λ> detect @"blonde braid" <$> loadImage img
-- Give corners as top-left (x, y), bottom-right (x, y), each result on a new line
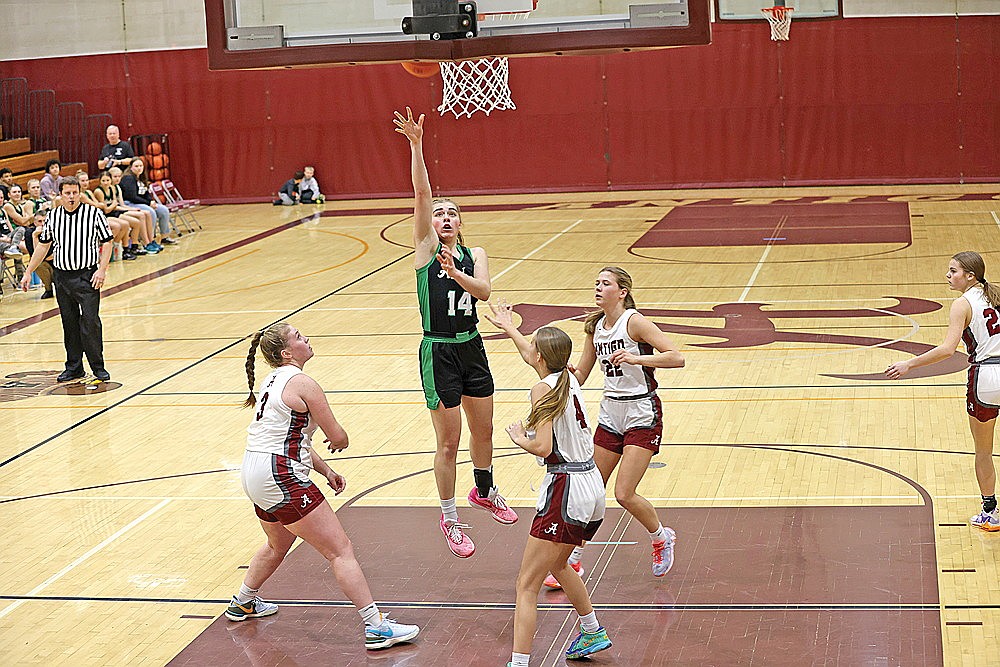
top-left (243, 330), bottom-right (265, 408)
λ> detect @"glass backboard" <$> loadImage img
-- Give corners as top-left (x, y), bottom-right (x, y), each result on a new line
top-left (207, 0), bottom-right (712, 70)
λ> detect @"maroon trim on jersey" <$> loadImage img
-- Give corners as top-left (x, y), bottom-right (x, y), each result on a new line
top-left (255, 454), bottom-right (325, 525)
top-left (545, 430), bottom-right (565, 465)
top-left (966, 365), bottom-right (1000, 423)
top-left (530, 473), bottom-right (603, 546)
top-left (638, 340), bottom-right (659, 393)
top-left (963, 327), bottom-right (978, 364)
top-left (283, 410), bottom-right (310, 460)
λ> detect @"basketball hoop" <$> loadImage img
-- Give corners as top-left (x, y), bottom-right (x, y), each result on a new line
top-left (438, 57), bottom-right (516, 118)
top-left (435, 1), bottom-right (536, 118)
top-left (762, 5), bottom-right (793, 41)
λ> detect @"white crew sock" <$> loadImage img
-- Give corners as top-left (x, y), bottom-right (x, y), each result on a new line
top-left (650, 524), bottom-right (667, 543)
top-left (440, 497), bottom-right (459, 523)
top-left (579, 611), bottom-right (600, 634)
top-left (235, 583), bottom-right (259, 604)
top-left (568, 546), bottom-right (585, 565)
top-left (358, 601), bottom-right (382, 627)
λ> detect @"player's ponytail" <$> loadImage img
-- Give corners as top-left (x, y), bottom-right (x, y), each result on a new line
top-left (953, 251), bottom-right (1000, 308)
top-left (242, 322), bottom-right (292, 408)
top-left (243, 330), bottom-right (264, 408)
top-left (584, 266), bottom-right (637, 335)
top-left (525, 327), bottom-right (574, 430)
top-left (983, 281), bottom-right (1000, 309)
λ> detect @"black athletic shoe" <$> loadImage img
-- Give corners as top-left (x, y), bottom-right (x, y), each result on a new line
top-left (93, 369), bottom-right (111, 382)
top-left (40, 290), bottom-right (54, 299)
top-left (57, 370), bottom-right (85, 383)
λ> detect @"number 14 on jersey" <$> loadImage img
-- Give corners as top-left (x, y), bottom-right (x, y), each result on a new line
top-left (447, 290), bottom-right (473, 317)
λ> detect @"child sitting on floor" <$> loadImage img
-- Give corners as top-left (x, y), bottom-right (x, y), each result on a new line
top-left (273, 171), bottom-right (303, 206)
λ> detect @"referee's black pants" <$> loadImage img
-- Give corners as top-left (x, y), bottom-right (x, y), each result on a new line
top-left (53, 267), bottom-right (106, 376)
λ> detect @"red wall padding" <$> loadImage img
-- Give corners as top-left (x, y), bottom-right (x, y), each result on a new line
top-left (2, 16), bottom-right (997, 201)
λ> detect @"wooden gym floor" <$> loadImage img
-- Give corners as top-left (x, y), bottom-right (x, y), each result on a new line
top-left (1, 185), bottom-right (998, 665)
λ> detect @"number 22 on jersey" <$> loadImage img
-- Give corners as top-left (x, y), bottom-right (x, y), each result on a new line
top-left (985, 307), bottom-right (1000, 336)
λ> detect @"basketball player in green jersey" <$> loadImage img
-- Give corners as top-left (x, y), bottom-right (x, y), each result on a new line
top-left (395, 107), bottom-right (518, 558)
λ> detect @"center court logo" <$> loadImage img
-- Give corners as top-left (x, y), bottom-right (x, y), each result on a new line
top-left (483, 297), bottom-right (969, 381)
top-left (0, 370), bottom-right (122, 403)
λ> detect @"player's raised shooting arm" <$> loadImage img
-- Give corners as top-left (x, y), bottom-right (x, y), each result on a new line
top-left (393, 107), bottom-right (436, 254)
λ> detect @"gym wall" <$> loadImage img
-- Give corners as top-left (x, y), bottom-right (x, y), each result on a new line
top-left (2, 6), bottom-right (998, 201)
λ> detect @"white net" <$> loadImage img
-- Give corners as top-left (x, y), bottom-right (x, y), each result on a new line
top-left (438, 57), bottom-right (516, 118)
top-left (762, 6), bottom-right (793, 41)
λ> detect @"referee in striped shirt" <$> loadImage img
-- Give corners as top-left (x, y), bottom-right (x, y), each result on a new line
top-left (20, 176), bottom-right (114, 382)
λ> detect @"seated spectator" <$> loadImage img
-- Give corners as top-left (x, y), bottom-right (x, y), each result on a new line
top-left (109, 166), bottom-right (157, 255)
top-left (25, 209), bottom-right (55, 299)
top-left (97, 124), bottom-right (135, 171)
top-left (120, 157), bottom-right (175, 248)
top-left (3, 184), bottom-right (32, 259)
top-left (273, 171), bottom-right (303, 206)
top-left (25, 179), bottom-right (49, 215)
top-left (0, 187), bottom-right (26, 249)
top-left (93, 170), bottom-right (150, 260)
top-left (79, 171), bottom-right (130, 262)
top-left (40, 160), bottom-right (61, 201)
top-left (299, 165), bottom-right (325, 204)
top-left (0, 189), bottom-right (26, 291)
top-left (0, 168), bottom-right (13, 199)
top-left (4, 184), bottom-right (35, 226)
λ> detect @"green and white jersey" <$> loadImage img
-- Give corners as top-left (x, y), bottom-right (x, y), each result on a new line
top-left (416, 242), bottom-right (479, 341)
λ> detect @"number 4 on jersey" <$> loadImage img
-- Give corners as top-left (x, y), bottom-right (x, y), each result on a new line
top-left (447, 290), bottom-right (473, 317)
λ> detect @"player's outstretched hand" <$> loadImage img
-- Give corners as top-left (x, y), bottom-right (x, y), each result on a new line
top-left (393, 106), bottom-right (424, 144)
top-left (485, 298), bottom-right (515, 330)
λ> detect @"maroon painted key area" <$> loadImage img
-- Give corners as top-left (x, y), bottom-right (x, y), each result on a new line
top-left (633, 201), bottom-right (912, 248)
top-left (171, 503), bottom-right (941, 666)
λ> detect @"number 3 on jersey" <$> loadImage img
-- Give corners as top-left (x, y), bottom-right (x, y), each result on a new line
top-left (255, 392), bottom-right (270, 421)
top-left (447, 290), bottom-right (473, 317)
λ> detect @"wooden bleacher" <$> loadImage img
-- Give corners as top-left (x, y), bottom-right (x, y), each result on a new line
top-left (0, 125), bottom-right (87, 190)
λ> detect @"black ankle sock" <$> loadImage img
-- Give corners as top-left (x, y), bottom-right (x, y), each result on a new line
top-left (473, 467), bottom-right (493, 498)
top-left (984, 495), bottom-right (997, 513)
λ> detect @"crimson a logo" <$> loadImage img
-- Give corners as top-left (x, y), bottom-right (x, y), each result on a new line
top-left (484, 297), bottom-right (968, 381)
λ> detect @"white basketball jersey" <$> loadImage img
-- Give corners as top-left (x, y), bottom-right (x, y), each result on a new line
top-left (539, 371), bottom-right (594, 465)
top-left (593, 309), bottom-right (658, 398)
top-left (245, 365), bottom-right (316, 466)
top-left (961, 286), bottom-right (1000, 363)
